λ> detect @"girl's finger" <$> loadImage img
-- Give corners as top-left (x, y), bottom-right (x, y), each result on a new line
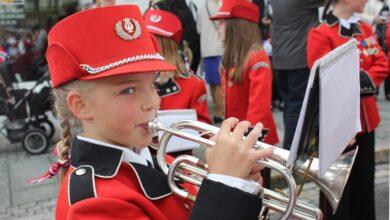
top-left (230, 120), bottom-right (251, 141)
top-left (218, 117), bottom-right (239, 138)
top-left (250, 147), bottom-right (274, 162)
top-left (243, 122), bottom-right (263, 149)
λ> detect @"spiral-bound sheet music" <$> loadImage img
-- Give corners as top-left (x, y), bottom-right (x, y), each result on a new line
top-left (287, 39), bottom-right (361, 176)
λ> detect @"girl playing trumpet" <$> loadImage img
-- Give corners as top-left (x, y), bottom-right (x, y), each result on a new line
top-left (44, 5), bottom-right (272, 220)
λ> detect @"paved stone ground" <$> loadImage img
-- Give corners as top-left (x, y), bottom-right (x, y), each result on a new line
top-left (0, 86), bottom-right (388, 220)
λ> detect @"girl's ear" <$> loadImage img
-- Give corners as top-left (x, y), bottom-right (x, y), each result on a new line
top-left (67, 91), bottom-right (92, 120)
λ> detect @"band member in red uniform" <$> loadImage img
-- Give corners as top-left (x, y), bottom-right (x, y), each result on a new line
top-left (211, 1), bottom-right (278, 214)
top-left (211, 0), bottom-right (279, 146)
top-left (144, 9), bottom-right (212, 125)
top-left (44, 5), bottom-right (273, 220)
top-left (307, 0), bottom-right (388, 219)
top-left (144, 9), bottom-right (210, 157)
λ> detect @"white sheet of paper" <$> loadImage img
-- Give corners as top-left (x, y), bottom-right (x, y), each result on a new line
top-left (318, 46), bottom-right (361, 176)
top-left (287, 40), bottom-right (361, 176)
top-left (287, 61), bottom-right (318, 169)
top-left (157, 109), bottom-right (200, 153)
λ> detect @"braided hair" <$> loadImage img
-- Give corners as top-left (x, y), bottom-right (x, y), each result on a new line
top-left (52, 80), bottom-right (96, 181)
top-left (322, 0), bottom-right (336, 21)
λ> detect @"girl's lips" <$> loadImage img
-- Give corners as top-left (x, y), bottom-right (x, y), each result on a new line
top-left (139, 122), bottom-right (151, 131)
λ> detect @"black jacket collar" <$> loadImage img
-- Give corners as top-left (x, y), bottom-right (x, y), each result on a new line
top-left (71, 137), bottom-right (123, 177)
top-left (70, 138), bottom-right (172, 199)
top-left (157, 78), bottom-right (181, 97)
top-left (325, 12), bottom-right (362, 38)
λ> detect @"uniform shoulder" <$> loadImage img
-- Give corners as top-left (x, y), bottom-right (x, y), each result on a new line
top-left (248, 49), bottom-right (271, 70)
top-left (312, 22), bottom-right (332, 31)
top-left (67, 164), bottom-right (145, 206)
top-left (189, 72), bottom-right (205, 82)
top-left (308, 22), bottom-right (334, 39)
top-left (68, 166), bottom-right (97, 205)
top-left (248, 48), bottom-right (267, 60)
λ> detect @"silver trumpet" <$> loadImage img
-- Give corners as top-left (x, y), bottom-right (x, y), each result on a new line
top-left (148, 119), bottom-right (358, 220)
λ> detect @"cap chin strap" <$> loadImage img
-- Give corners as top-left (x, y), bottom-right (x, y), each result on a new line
top-left (80, 53), bottom-right (165, 74)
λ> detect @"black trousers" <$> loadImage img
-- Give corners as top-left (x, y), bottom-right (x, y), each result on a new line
top-left (320, 131), bottom-right (376, 220)
top-left (275, 68), bottom-right (310, 150)
top-left (269, 57), bottom-right (281, 102)
top-left (384, 75), bottom-right (390, 97)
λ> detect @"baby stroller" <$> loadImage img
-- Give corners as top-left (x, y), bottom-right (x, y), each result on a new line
top-left (0, 64), bottom-right (55, 155)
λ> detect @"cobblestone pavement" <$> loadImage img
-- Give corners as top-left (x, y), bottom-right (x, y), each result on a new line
top-left (0, 198), bottom-right (56, 220)
top-left (0, 86), bottom-right (388, 220)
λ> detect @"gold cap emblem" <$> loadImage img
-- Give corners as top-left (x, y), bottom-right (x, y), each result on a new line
top-left (115, 18), bottom-right (141, 40)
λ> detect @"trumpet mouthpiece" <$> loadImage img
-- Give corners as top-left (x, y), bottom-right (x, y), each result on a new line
top-left (148, 118), bottom-right (162, 135)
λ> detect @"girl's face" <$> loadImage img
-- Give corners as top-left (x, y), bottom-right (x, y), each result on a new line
top-left (82, 72), bottom-right (160, 149)
top-left (347, 0), bottom-right (368, 13)
top-left (217, 20), bottom-right (226, 42)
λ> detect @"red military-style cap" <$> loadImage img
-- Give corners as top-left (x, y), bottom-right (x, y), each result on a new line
top-left (144, 9), bottom-right (183, 44)
top-left (211, 0), bottom-right (259, 23)
top-left (46, 5), bottom-right (176, 88)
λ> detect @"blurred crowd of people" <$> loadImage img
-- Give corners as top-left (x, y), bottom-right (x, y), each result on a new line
top-left (1, 25), bottom-right (47, 80)
top-left (0, 1), bottom-right (79, 81)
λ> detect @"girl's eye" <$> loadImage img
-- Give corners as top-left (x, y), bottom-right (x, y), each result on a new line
top-left (121, 87), bottom-right (135, 95)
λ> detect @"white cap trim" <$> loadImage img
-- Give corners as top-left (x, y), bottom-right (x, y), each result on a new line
top-left (80, 53), bottom-right (164, 74)
top-left (217, 11), bottom-right (231, 16)
top-left (146, 25), bottom-right (174, 37)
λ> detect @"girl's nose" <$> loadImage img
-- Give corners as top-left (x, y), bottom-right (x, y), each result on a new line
top-left (142, 90), bottom-right (160, 111)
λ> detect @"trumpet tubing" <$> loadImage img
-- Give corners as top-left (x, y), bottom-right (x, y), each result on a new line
top-left (149, 119), bottom-right (358, 219)
top-left (170, 154), bottom-right (322, 220)
top-left (262, 188), bottom-right (323, 220)
top-left (168, 155), bottom-right (298, 220)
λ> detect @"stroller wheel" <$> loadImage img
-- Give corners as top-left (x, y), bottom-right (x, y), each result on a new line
top-left (22, 129), bottom-right (49, 155)
top-left (34, 119), bottom-right (55, 139)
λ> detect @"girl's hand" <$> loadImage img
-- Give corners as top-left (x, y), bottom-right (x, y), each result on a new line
top-left (262, 17), bottom-right (272, 26)
top-left (206, 117), bottom-right (273, 179)
top-left (247, 162), bottom-right (264, 184)
top-left (375, 16), bottom-right (387, 25)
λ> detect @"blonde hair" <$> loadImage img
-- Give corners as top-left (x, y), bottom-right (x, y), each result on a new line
top-left (155, 35), bottom-right (190, 83)
top-left (221, 18), bottom-right (262, 83)
top-left (52, 80), bottom-right (96, 181)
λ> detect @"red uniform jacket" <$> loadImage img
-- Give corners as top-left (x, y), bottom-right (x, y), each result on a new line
top-left (307, 12), bottom-right (389, 133)
top-left (158, 73), bottom-right (212, 124)
top-left (56, 138), bottom-right (262, 220)
top-left (221, 49), bottom-right (279, 145)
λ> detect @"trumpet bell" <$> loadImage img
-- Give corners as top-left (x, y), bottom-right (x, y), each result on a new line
top-left (297, 148), bottom-right (358, 213)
